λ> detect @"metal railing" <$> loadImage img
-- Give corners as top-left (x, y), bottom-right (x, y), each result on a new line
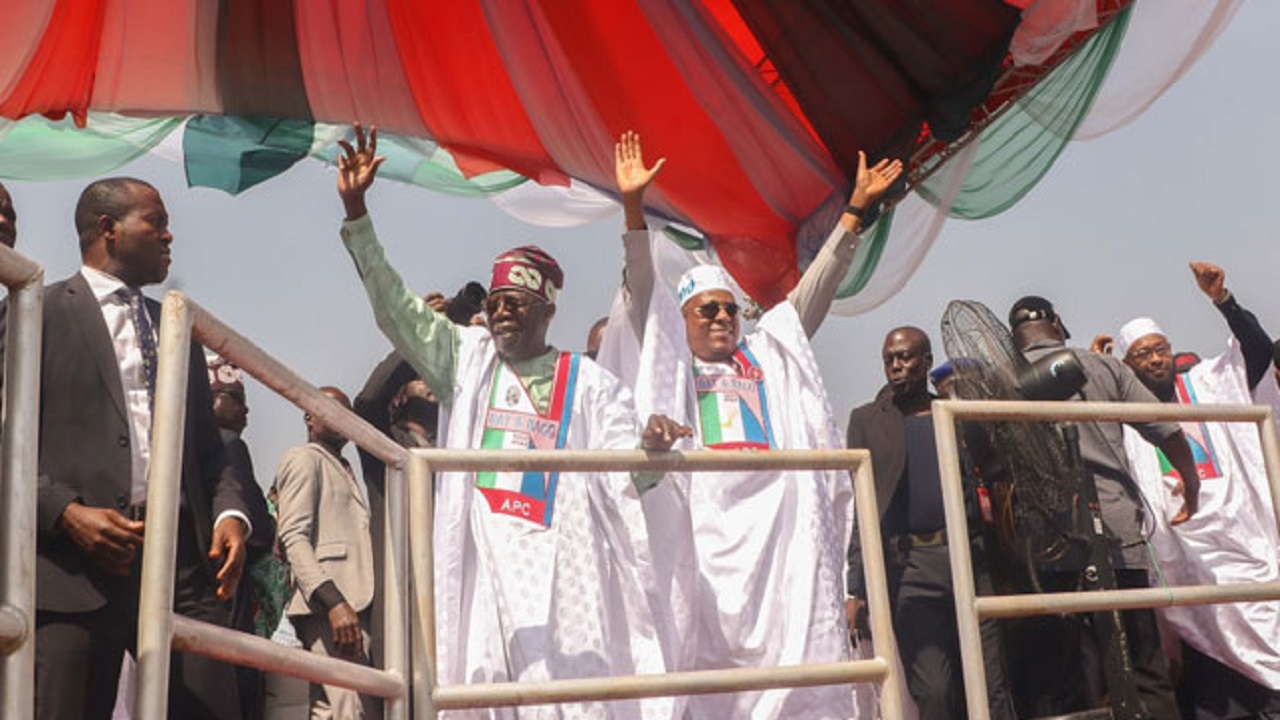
top-left (405, 448), bottom-right (903, 718)
top-left (137, 292), bottom-right (411, 719)
top-left (0, 245), bottom-right (44, 720)
top-left (142, 290), bottom-right (905, 719)
top-left (932, 399), bottom-right (1280, 720)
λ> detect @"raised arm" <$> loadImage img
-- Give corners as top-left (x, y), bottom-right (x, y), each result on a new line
top-left (337, 125), bottom-right (461, 404)
top-left (1190, 262), bottom-right (1273, 390)
top-left (788, 151), bottom-right (903, 337)
top-left (616, 131), bottom-right (666, 338)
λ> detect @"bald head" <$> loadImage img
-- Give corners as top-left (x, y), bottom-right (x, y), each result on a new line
top-left (882, 326), bottom-right (932, 399)
top-left (306, 386), bottom-right (352, 449)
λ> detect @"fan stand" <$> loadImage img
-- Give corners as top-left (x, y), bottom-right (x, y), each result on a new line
top-left (1060, 423), bottom-right (1148, 720)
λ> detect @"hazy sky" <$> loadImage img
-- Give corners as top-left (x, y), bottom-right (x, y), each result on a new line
top-left (3, 2), bottom-right (1276, 486)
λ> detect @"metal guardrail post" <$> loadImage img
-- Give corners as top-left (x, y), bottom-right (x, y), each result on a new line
top-left (852, 451), bottom-right (905, 719)
top-left (384, 463), bottom-right (410, 720)
top-left (933, 399), bottom-right (1280, 720)
top-left (932, 401), bottom-right (991, 720)
top-left (135, 291), bottom-right (194, 720)
top-left (0, 246), bottom-right (45, 720)
top-left (408, 454), bottom-right (438, 719)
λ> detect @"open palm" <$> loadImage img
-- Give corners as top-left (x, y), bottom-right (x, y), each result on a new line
top-left (615, 130), bottom-right (665, 196)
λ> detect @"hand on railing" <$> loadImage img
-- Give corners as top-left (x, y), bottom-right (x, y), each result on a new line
top-left (641, 414), bottom-right (694, 452)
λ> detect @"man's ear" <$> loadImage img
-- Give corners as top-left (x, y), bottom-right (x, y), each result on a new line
top-left (96, 214), bottom-right (116, 249)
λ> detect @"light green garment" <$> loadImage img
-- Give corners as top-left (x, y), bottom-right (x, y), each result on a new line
top-left (341, 214), bottom-right (559, 411)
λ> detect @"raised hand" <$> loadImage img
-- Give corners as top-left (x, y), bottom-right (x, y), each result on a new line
top-left (641, 413), bottom-right (693, 452)
top-left (848, 151), bottom-right (904, 213)
top-left (337, 124), bottom-right (386, 221)
top-left (1189, 261), bottom-right (1228, 304)
top-left (1090, 334), bottom-right (1114, 356)
top-left (616, 131), bottom-right (665, 231)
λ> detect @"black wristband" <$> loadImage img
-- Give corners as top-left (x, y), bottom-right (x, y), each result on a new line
top-left (844, 204), bottom-right (867, 218)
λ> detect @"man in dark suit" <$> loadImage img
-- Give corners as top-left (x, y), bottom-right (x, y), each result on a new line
top-left (846, 326), bottom-right (1015, 720)
top-left (3, 177), bottom-right (254, 720)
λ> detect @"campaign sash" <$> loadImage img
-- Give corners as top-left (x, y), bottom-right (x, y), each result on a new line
top-left (1157, 373), bottom-right (1223, 481)
top-left (694, 345), bottom-right (774, 450)
top-left (476, 353), bottom-right (579, 526)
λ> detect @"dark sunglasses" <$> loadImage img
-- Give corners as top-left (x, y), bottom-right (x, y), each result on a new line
top-left (692, 300), bottom-right (739, 320)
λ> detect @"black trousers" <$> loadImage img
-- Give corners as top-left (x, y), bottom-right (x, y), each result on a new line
top-left (886, 541), bottom-right (1017, 720)
top-left (34, 514), bottom-right (242, 720)
top-left (1008, 568), bottom-right (1178, 719)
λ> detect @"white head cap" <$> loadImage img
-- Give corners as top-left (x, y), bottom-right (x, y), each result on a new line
top-left (1115, 317), bottom-right (1166, 358)
top-left (676, 264), bottom-right (737, 307)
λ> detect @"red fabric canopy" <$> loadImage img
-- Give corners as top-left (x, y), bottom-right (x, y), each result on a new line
top-left (0, 0), bottom-right (1029, 304)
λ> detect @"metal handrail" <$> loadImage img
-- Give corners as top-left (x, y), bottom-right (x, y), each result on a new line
top-left (141, 291), bottom-right (906, 720)
top-left (932, 399), bottom-right (1280, 720)
top-left (406, 447), bottom-right (903, 718)
top-left (0, 245), bottom-right (44, 720)
top-left (137, 292), bottom-right (411, 720)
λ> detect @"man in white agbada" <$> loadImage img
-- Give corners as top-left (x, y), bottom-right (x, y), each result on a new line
top-left (333, 126), bottom-right (695, 720)
top-left (599, 132), bottom-right (902, 720)
top-left (1099, 262), bottom-right (1280, 715)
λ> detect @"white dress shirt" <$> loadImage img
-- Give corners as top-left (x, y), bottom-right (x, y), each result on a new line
top-left (80, 266), bottom-right (250, 535)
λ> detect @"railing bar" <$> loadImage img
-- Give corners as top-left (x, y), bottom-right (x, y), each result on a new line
top-left (187, 299), bottom-right (407, 466)
top-left (407, 448), bottom-right (869, 474)
top-left (432, 660), bottom-right (889, 710)
top-left (975, 582), bottom-right (1280, 619)
top-left (935, 399), bottom-right (1268, 423)
top-left (170, 616), bottom-right (405, 699)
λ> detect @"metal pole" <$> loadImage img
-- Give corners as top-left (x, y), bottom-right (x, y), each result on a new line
top-left (407, 448), bottom-right (862, 474)
top-left (432, 659), bottom-right (890, 710)
top-left (135, 292), bottom-right (194, 720)
top-left (974, 581), bottom-right (1280, 618)
top-left (852, 453), bottom-right (904, 719)
top-left (407, 453), bottom-right (438, 719)
top-left (1257, 413), bottom-right (1280, 543)
top-left (170, 616), bottom-right (405, 698)
top-left (384, 464), bottom-right (409, 720)
top-left (0, 258), bottom-right (42, 720)
top-left (932, 402), bottom-right (992, 720)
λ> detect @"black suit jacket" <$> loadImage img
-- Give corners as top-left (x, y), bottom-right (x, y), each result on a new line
top-left (845, 385), bottom-right (936, 597)
top-left (2, 272), bottom-right (251, 613)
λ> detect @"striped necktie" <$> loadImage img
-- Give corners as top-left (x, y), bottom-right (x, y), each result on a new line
top-left (117, 286), bottom-right (158, 408)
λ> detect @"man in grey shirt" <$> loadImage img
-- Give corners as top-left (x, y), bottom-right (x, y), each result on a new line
top-left (1007, 296), bottom-right (1199, 719)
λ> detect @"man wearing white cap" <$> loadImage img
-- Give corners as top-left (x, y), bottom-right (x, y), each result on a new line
top-left (1103, 262), bottom-right (1280, 718)
top-left (600, 131), bottom-right (901, 719)
top-left (333, 126), bottom-right (693, 720)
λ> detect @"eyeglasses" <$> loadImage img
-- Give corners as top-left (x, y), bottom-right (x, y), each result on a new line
top-left (1127, 342), bottom-right (1171, 362)
top-left (691, 300), bottom-right (739, 320)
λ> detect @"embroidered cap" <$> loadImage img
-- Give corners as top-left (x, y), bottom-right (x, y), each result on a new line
top-left (677, 264), bottom-right (738, 307)
top-left (490, 245), bottom-right (563, 303)
top-left (206, 355), bottom-right (245, 396)
top-left (1115, 317), bottom-right (1166, 359)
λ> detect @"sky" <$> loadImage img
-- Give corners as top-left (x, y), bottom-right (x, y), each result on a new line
top-left (2, 1), bottom-right (1276, 489)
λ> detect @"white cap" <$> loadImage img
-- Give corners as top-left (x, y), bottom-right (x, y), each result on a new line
top-left (676, 265), bottom-right (737, 307)
top-left (1115, 317), bottom-right (1166, 358)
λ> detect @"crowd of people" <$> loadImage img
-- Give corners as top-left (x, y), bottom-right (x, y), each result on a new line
top-left (1, 120), bottom-right (1278, 720)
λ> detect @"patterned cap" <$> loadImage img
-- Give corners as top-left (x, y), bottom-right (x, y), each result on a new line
top-left (207, 355), bottom-right (245, 396)
top-left (490, 245), bottom-right (563, 303)
top-left (676, 264), bottom-right (737, 307)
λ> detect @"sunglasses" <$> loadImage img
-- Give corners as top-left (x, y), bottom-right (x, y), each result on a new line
top-left (691, 300), bottom-right (739, 320)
